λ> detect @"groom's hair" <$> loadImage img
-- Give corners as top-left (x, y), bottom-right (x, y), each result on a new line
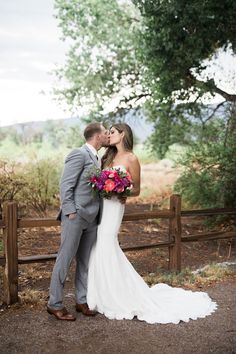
top-left (84, 122), bottom-right (102, 140)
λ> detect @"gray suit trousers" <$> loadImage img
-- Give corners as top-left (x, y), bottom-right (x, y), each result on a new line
top-left (48, 212), bottom-right (97, 310)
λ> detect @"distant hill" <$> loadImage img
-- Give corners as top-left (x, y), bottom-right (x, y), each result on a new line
top-left (0, 116), bottom-right (153, 143)
top-left (1, 102), bottom-right (228, 146)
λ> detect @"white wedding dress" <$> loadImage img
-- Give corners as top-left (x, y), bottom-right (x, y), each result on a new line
top-left (87, 168), bottom-right (217, 324)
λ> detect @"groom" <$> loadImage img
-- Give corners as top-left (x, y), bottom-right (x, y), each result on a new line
top-left (47, 122), bottom-right (109, 321)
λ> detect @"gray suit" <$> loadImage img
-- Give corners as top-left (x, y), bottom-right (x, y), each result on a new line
top-left (48, 145), bottom-right (101, 310)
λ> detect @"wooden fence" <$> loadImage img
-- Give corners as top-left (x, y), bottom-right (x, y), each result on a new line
top-left (0, 194), bottom-right (236, 305)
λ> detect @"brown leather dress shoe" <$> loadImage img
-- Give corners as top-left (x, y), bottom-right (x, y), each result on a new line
top-left (47, 306), bottom-right (76, 321)
top-left (75, 303), bottom-right (97, 316)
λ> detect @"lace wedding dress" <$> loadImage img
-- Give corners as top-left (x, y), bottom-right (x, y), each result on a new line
top-left (87, 168), bottom-right (217, 324)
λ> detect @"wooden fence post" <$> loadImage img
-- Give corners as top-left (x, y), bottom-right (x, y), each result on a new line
top-left (168, 194), bottom-right (182, 272)
top-left (3, 201), bottom-right (19, 304)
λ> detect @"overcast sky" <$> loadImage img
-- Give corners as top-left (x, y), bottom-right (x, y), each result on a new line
top-left (0, 1), bottom-right (236, 128)
top-left (0, 0), bottom-right (70, 127)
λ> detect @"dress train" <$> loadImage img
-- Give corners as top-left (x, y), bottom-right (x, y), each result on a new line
top-left (87, 196), bottom-right (217, 324)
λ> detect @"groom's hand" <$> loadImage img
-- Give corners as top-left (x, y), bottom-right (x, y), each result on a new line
top-left (68, 213), bottom-right (77, 220)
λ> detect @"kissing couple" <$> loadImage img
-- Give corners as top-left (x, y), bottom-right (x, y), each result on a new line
top-left (47, 122), bottom-right (217, 324)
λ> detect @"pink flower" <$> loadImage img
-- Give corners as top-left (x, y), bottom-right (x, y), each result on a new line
top-left (108, 170), bottom-right (118, 178)
top-left (126, 172), bottom-right (132, 181)
top-left (116, 186), bottom-right (125, 193)
top-left (103, 179), bottom-right (116, 192)
top-left (90, 176), bottom-right (97, 183)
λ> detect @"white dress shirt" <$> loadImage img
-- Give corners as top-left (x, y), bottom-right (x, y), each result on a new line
top-left (85, 143), bottom-right (101, 167)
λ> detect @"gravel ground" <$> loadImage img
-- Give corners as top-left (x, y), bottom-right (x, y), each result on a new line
top-left (0, 282), bottom-right (235, 354)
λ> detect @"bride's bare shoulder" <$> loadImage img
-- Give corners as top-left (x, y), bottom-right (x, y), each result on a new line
top-left (127, 152), bottom-right (140, 164)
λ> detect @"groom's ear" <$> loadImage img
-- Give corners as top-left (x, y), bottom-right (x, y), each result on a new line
top-left (96, 132), bottom-right (101, 141)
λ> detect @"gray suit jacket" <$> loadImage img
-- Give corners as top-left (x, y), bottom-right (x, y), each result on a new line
top-left (58, 145), bottom-right (101, 223)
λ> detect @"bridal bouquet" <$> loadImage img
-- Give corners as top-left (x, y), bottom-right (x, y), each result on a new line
top-left (88, 167), bottom-right (133, 198)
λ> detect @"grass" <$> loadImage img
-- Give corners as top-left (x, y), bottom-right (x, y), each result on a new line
top-left (0, 139), bottom-right (69, 162)
top-left (134, 144), bottom-right (159, 164)
top-left (0, 140), bottom-right (158, 164)
top-left (1, 262), bottom-right (235, 309)
top-left (144, 263), bottom-right (236, 289)
top-left (17, 265), bottom-right (52, 307)
top-left (18, 289), bottom-right (48, 306)
top-left (133, 161), bottom-right (182, 204)
top-left (19, 264), bottom-right (52, 283)
top-left (165, 143), bottom-right (188, 162)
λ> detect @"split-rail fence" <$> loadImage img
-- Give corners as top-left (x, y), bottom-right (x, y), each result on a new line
top-left (0, 194), bottom-right (235, 305)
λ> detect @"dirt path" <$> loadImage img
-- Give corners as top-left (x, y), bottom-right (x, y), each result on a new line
top-left (0, 281), bottom-right (235, 354)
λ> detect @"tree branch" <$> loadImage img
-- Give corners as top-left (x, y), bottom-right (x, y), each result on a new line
top-left (187, 72), bottom-right (236, 102)
top-left (204, 101), bottom-right (227, 123)
top-left (119, 92), bottom-right (151, 105)
top-left (212, 85), bottom-right (236, 102)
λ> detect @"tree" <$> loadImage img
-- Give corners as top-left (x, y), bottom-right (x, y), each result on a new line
top-left (174, 106), bottom-right (236, 208)
top-left (133, 0), bottom-right (236, 207)
top-left (134, 0), bottom-right (236, 99)
top-left (55, 0), bottom-right (236, 207)
top-left (133, 0), bottom-right (236, 143)
top-left (55, 0), bottom-right (236, 140)
top-left (54, 0), bottom-right (146, 118)
top-left (65, 125), bottom-right (84, 148)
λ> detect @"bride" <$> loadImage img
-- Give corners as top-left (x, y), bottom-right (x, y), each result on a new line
top-left (87, 123), bottom-right (217, 324)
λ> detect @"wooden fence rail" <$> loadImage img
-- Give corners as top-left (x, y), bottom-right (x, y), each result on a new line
top-left (0, 195), bottom-right (236, 305)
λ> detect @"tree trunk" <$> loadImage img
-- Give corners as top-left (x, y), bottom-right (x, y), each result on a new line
top-left (223, 103), bottom-right (236, 208)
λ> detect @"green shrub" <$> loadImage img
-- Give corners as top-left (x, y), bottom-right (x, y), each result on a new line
top-left (20, 159), bottom-right (62, 215)
top-left (0, 160), bottom-right (27, 216)
top-left (175, 142), bottom-right (236, 208)
top-left (0, 158), bottom-right (63, 216)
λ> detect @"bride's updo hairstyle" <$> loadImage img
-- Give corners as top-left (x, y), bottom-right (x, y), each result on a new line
top-left (102, 123), bottom-right (133, 168)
